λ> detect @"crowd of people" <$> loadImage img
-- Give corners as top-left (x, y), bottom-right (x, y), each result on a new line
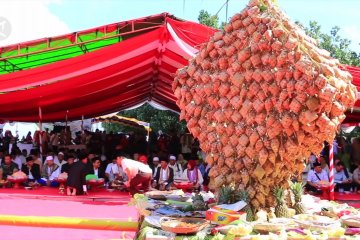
top-left (304, 138), bottom-right (360, 194)
top-left (0, 128), bottom-right (211, 196)
top-left (2, 128), bottom-right (360, 196)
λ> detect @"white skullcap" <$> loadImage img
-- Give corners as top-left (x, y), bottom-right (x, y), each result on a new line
top-left (58, 152), bottom-right (64, 156)
top-left (169, 155), bottom-right (176, 160)
top-left (153, 157), bottom-right (159, 162)
top-left (46, 156), bottom-right (54, 161)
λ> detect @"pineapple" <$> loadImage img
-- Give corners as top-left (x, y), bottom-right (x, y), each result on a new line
top-left (218, 184), bottom-right (237, 204)
top-left (272, 186), bottom-right (289, 218)
top-left (290, 182), bottom-right (306, 214)
top-left (192, 193), bottom-right (207, 211)
top-left (238, 190), bottom-right (255, 221)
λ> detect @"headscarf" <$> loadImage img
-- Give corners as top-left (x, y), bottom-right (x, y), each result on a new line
top-left (139, 155), bottom-right (147, 164)
top-left (187, 160), bottom-right (198, 183)
top-left (187, 160), bottom-right (196, 170)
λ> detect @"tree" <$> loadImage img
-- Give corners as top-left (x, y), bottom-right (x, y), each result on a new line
top-left (198, 9), bottom-right (360, 66)
top-left (198, 10), bottom-right (227, 30)
top-left (297, 21), bottom-right (360, 66)
top-left (198, 10), bottom-right (221, 29)
top-left (102, 103), bottom-right (187, 135)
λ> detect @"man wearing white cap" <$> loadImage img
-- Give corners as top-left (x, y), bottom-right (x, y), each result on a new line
top-left (39, 156), bottom-right (60, 187)
top-left (55, 152), bottom-right (67, 167)
top-left (152, 157), bottom-right (160, 180)
top-left (168, 155), bottom-right (183, 180)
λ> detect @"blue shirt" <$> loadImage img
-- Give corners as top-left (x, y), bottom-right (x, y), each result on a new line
top-left (198, 164), bottom-right (205, 177)
top-left (334, 170), bottom-right (348, 184)
top-left (307, 169), bottom-right (329, 183)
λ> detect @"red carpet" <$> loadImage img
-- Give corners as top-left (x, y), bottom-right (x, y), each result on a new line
top-left (0, 225), bottom-right (133, 240)
top-left (334, 192), bottom-right (360, 201)
top-left (0, 187), bottom-right (138, 239)
top-left (0, 187), bottom-right (130, 200)
top-left (349, 203), bottom-right (360, 208)
top-left (0, 197), bottom-right (137, 220)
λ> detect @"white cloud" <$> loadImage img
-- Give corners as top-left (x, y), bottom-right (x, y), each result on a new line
top-left (0, 0), bottom-right (70, 47)
top-left (342, 25), bottom-right (360, 52)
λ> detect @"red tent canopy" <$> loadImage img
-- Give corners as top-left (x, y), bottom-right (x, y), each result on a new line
top-left (0, 13), bottom-right (358, 123)
top-left (0, 13), bottom-right (216, 122)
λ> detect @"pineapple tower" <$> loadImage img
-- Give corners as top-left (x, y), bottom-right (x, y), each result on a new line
top-left (173, 0), bottom-right (357, 209)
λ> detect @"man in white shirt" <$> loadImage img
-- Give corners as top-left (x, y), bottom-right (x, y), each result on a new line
top-left (55, 152), bottom-right (67, 168)
top-left (114, 153), bottom-right (152, 195)
top-left (334, 162), bottom-right (351, 191)
top-left (168, 155), bottom-right (183, 180)
top-left (111, 157), bottom-right (128, 185)
top-left (105, 158), bottom-right (116, 182)
top-left (306, 161), bottom-right (329, 193)
top-left (11, 149), bottom-right (25, 170)
top-left (353, 164), bottom-right (360, 192)
top-left (152, 159), bottom-right (174, 191)
top-left (39, 156), bottom-right (60, 187)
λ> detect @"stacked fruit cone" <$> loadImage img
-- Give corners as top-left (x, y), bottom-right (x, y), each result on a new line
top-left (172, 0), bottom-right (357, 209)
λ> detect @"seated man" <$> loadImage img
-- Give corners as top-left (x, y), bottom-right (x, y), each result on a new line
top-left (182, 160), bottom-right (203, 190)
top-left (61, 155), bottom-right (75, 174)
top-left (353, 164), bottom-right (360, 192)
top-left (203, 162), bottom-right (211, 190)
top-left (334, 162), bottom-right (352, 191)
top-left (39, 156), bottom-right (60, 187)
top-left (30, 150), bottom-right (43, 170)
top-left (67, 153), bottom-right (88, 196)
top-left (306, 162), bottom-right (329, 193)
top-left (133, 153), bottom-right (140, 161)
top-left (105, 157), bottom-right (116, 183)
top-left (168, 155), bottom-right (183, 181)
top-left (0, 154), bottom-right (19, 180)
top-left (55, 152), bottom-right (67, 168)
top-left (21, 156), bottom-right (41, 184)
top-left (151, 157), bottom-right (160, 180)
top-left (13, 149), bottom-right (25, 170)
top-left (195, 158), bottom-right (206, 178)
top-left (152, 159), bottom-right (174, 191)
top-left (89, 157), bottom-right (105, 179)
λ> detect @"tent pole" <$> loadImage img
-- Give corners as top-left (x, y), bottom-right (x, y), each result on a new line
top-left (65, 110), bottom-right (68, 133)
top-left (81, 115), bottom-right (84, 131)
top-left (329, 143), bottom-right (334, 201)
top-left (147, 125), bottom-right (150, 142)
top-left (38, 106), bottom-right (43, 157)
top-left (147, 124), bottom-right (150, 155)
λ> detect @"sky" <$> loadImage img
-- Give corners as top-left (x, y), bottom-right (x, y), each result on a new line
top-left (0, 0), bottom-right (359, 51)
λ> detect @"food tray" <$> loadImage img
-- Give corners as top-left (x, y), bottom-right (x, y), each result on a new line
top-left (341, 216), bottom-right (360, 228)
top-left (160, 217), bottom-right (209, 234)
top-left (293, 219), bottom-right (341, 231)
top-left (145, 191), bottom-right (169, 200)
top-left (252, 222), bottom-right (288, 233)
top-left (165, 194), bottom-right (191, 202)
